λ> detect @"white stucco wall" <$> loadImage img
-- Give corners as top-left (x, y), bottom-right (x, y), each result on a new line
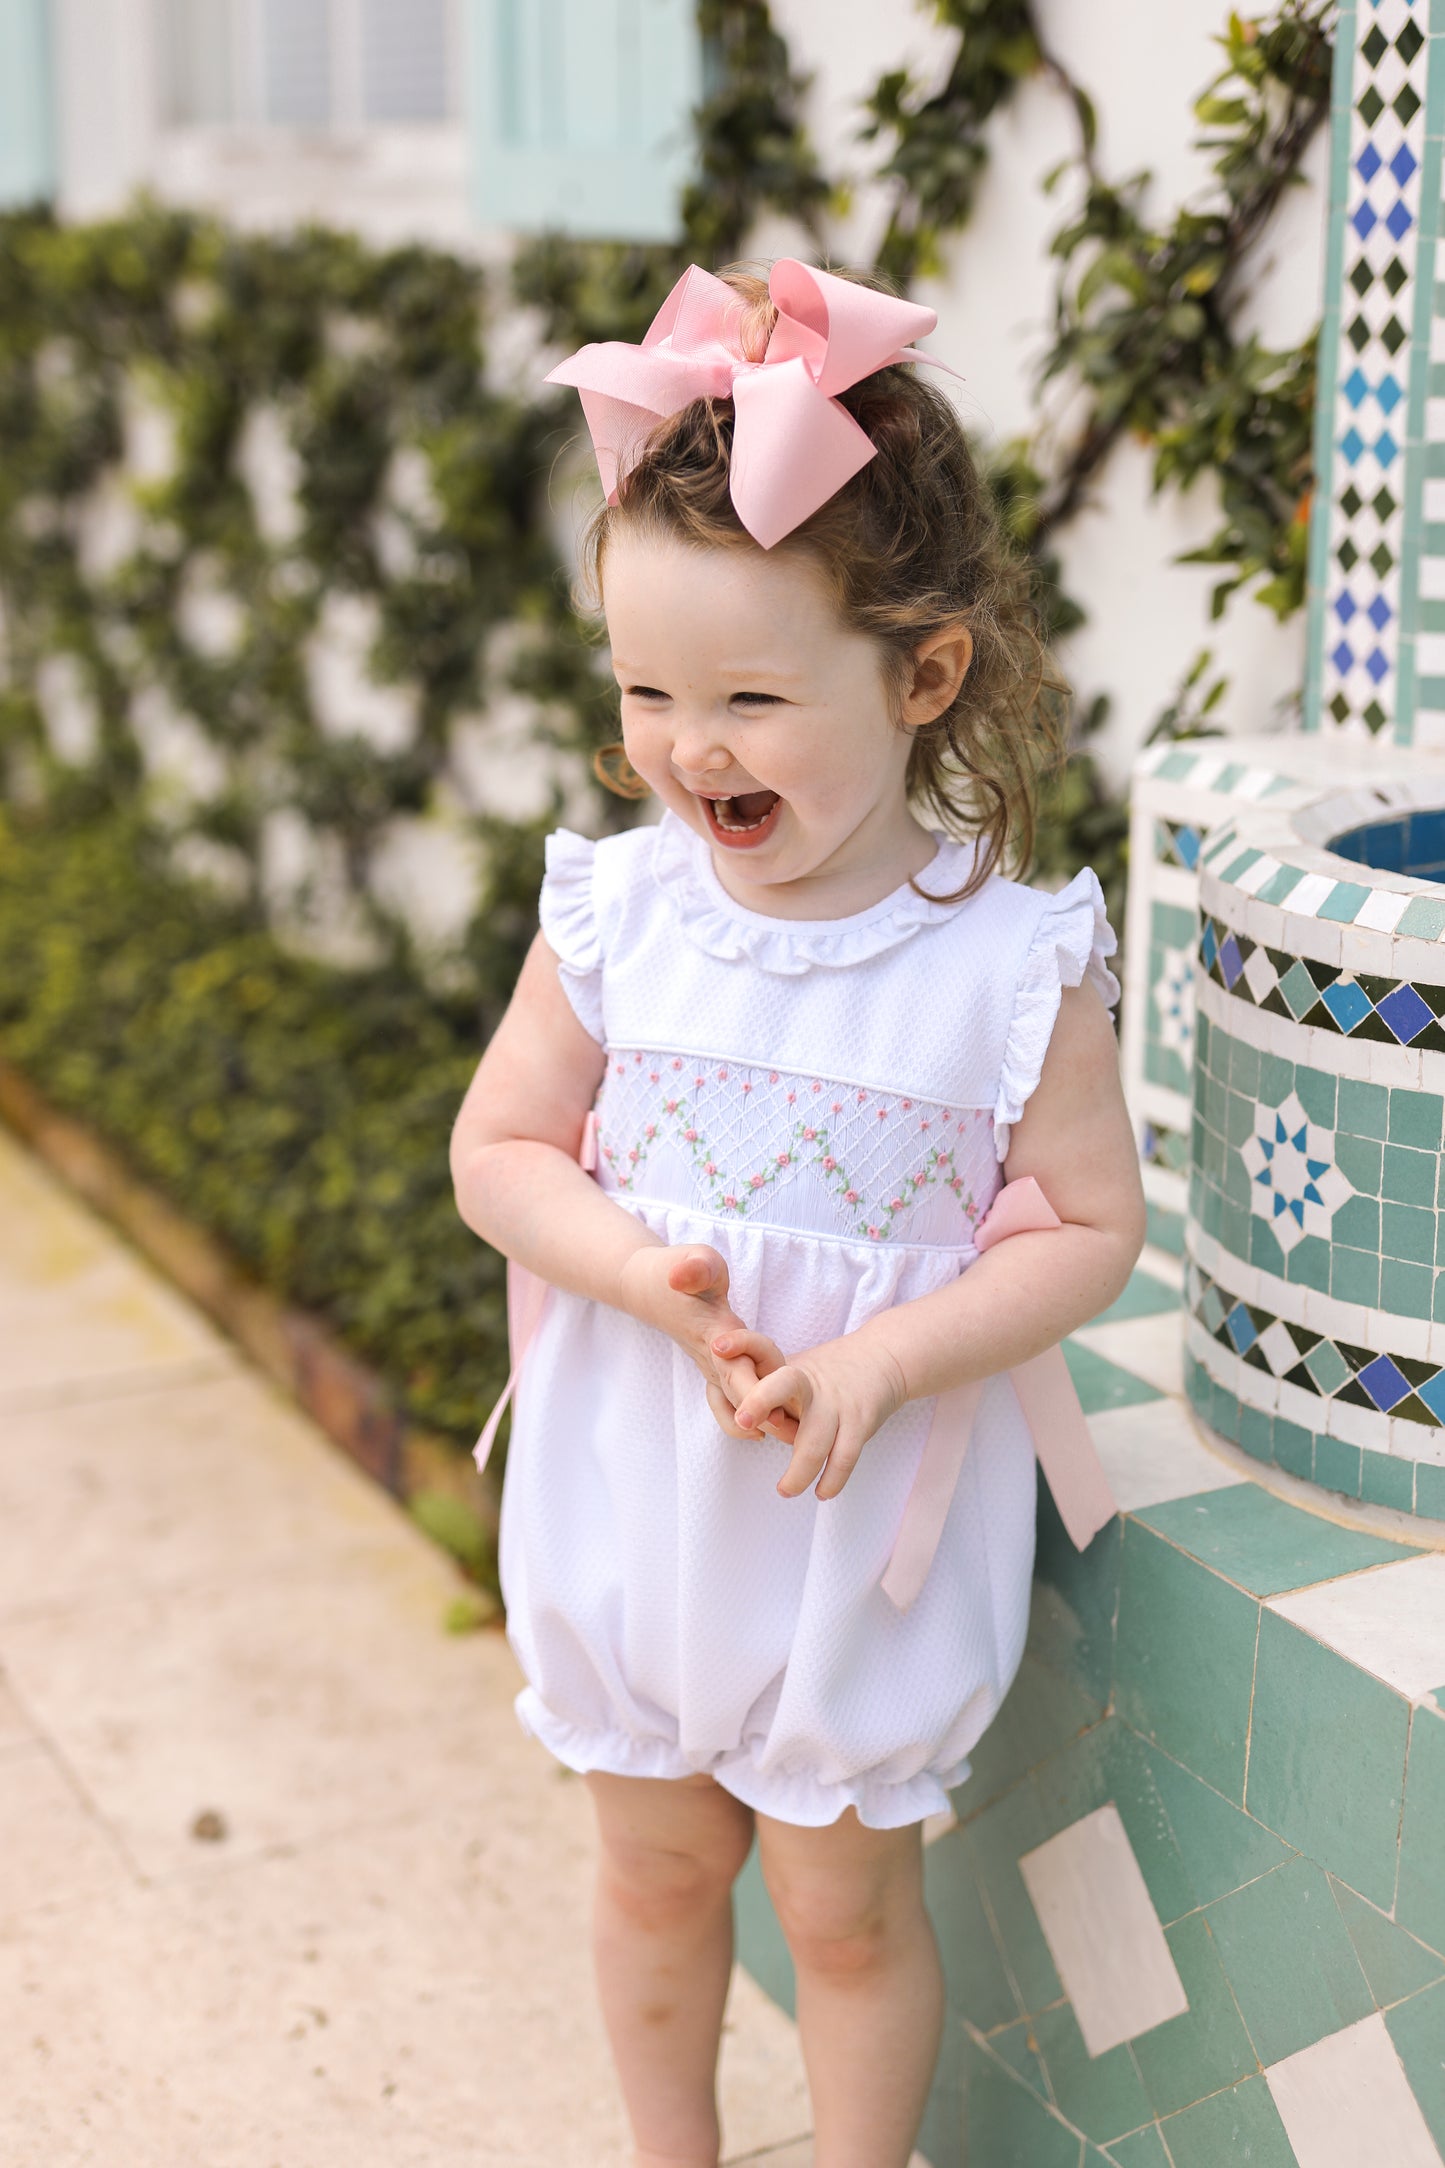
top-left (40, 0), bottom-right (1330, 912)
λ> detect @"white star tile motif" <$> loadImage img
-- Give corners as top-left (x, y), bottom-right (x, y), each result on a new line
top-left (1240, 1091), bottom-right (1354, 1255)
top-left (1152, 943), bottom-right (1195, 1059)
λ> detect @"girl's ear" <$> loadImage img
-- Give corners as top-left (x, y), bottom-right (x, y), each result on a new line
top-left (901, 624), bottom-right (973, 729)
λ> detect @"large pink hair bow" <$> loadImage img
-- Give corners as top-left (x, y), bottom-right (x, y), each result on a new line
top-left (543, 259), bottom-right (949, 550)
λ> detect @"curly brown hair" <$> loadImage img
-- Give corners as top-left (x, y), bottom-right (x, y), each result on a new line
top-left (572, 263), bottom-right (1066, 904)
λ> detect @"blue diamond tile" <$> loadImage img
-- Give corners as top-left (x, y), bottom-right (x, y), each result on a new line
top-left (1368, 593), bottom-right (1393, 630)
top-left (1366, 648), bottom-right (1389, 685)
top-left (1358, 143), bottom-right (1382, 183)
top-left (1220, 933), bottom-right (1245, 988)
top-left (1377, 375), bottom-right (1402, 415)
top-left (1353, 201), bottom-right (1379, 240)
top-left (1416, 1372), bottom-right (1445, 1425)
top-left (1359, 1353), bottom-right (1411, 1412)
top-left (1376, 428), bottom-right (1399, 466)
top-left (1344, 367), bottom-right (1369, 409)
top-left (1225, 1302), bottom-right (1258, 1355)
top-left (1387, 199), bottom-right (1413, 242)
top-left (1321, 979), bottom-right (1373, 1031)
top-left (1336, 591), bottom-right (1358, 623)
top-left (1342, 426), bottom-right (1366, 464)
top-left (1391, 144), bottom-right (1417, 186)
top-left (1333, 638), bottom-right (1356, 675)
top-left (1175, 824), bottom-right (1201, 869)
top-left (1377, 982), bottom-right (1433, 1043)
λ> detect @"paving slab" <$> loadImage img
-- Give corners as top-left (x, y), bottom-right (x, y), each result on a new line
top-left (0, 1128), bottom-right (813, 2165)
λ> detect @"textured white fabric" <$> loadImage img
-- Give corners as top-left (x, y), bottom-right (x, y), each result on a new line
top-left (501, 808), bottom-right (1119, 1829)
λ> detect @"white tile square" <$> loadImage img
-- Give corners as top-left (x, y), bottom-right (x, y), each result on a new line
top-left (1266, 2012), bottom-right (1441, 2168)
top-left (1070, 1315), bottom-right (1185, 1399)
top-left (1267, 1554), bottom-right (1445, 1699)
top-left (1354, 887), bottom-right (1410, 933)
top-left (1086, 1399), bottom-right (1247, 1514)
top-left (1018, 1804), bottom-right (1189, 2059)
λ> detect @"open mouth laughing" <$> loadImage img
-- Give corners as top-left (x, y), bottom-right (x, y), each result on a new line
top-left (692, 787), bottom-right (784, 849)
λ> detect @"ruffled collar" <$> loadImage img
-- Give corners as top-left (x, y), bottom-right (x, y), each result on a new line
top-left (652, 807), bottom-right (981, 974)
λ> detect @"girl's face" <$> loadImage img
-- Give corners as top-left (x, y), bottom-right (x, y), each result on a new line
top-left (601, 529), bottom-right (944, 919)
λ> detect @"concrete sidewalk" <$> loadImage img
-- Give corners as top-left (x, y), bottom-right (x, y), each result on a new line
top-left (0, 1127), bottom-right (814, 2166)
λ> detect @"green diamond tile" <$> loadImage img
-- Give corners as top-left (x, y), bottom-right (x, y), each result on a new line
top-left (1398, 1706), bottom-right (1445, 1957)
top-left (1331, 1880), bottom-right (1445, 2005)
top-left (1279, 957), bottom-right (1320, 1017)
top-left (1133, 1484), bottom-right (1413, 1597)
top-left (1246, 1610), bottom-right (1410, 1908)
top-left (1114, 1526), bottom-right (1260, 1803)
top-left (1205, 1857), bottom-right (1373, 2064)
top-left (1304, 1338), bottom-right (1352, 1394)
top-left (1031, 2001), bottom-right (1152, 2146)
top-left (1130, 1909), bottom-right (1257, 2120)
top-left (962, 2034), bottom-right (1082, 2168)
top-left (1063, 1341), bottom-right (1162, 1414)
top-left (1385, 1980), bottom-right (1445, 2157)
top-left (1158, 2077), bottom-right (1297, 2168)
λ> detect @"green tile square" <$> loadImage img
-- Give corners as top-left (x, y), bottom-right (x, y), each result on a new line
top-left (1339, 1078), bottom-right (1390, 1139)
top-left (1248, 1215), bottom-right (1286, 1277)
top-left (1397, 896), bottom-right (1445, 939)
top-left (1286, 1234), bottom-right (1332, 1293)
top-left (1330, 1244), bottom-right (1381, 1306)
top-left (1130, 1910), bottom-right (1256, 2120)
top-left (1332, 1193), bottom-right (1381, 1251)
top-left (1031, 2001), bottom-right (1151, 2145)
top-left (1384, 1145), bottom-right (1435, 1206)
top-left (1314, 1433), bottom-right (1363, 1497)
top-left (1273, 1417), bottom-right (1315, 1480)
top-left (1258, 864), bottom-right (1306, 906)
top-left (1320, 880), bottom-right (1372, 922)
top-left (1385, 1980), bottom-right (1445, 2158)
top-left (1384, 1200), bottom-right (1437, 1264)
top-left (1237, 1403), bottom-right (1273, 1460)
top-left (1259, 1052), bottom-right (1293, 1107)
top-left (1383, 1257), bottom-right (1434, 1318)
top-left (1337, 1132), bottom-right (1384, 1193)
top-left (1418, 1462), bottom-right (1445, 1518)
top-left (1225, 1090), bottom-right (1256, 1151)
top-left (1135, 1483), bottom-right (1412, 1596)
top-left (1331, 1880), bottom-right (1445, 2005)
top-left (1246, 1610), bottom-right (1410, 1907)
top-left (925, 1827), bottom-right (1019, 2029)
top-left (958, 1653), bottom-right (1100, 1816)
top-left (1295, 1066), bottom-right (1337, 1126)
top-left (963, 1786), bottom-right (1064, 2014)
top-left (1205, 1857), bottom-right (1373, 2063)
top-left (1391, 1090), bottom-right (1445, 1151)
top-left (1114, 1525), bottom-right (1260, 1803)
top-left (1031, 1485), bottom-right (1122, 1709)
top-left (1140, 1739), bottom-right (1293, 1912)
top-left (1232, 1041), bottom-right (1261, 1098)
top-left (961, 2037), bottom-right (1081, 2168)
top-left (1398, 1706), bottom-right (1445, 1957)
top-left (1105, 2131), bottom-right (1171, 2168)
top-left (1063, 1341), bottom-right (1163, 1415)
top-left (1095, 1271), bottom-right (1181, 1324)
top-left (1360, 1445), bottom-right (1416, 1512)
top-left (1158, 2077), bottom-right (1297, 2168)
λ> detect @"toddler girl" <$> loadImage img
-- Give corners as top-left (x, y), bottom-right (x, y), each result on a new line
top-left (450, 259), bottom-right (1146, 2168)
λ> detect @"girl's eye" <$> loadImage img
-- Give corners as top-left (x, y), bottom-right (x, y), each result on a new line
top-left (734, 692), bottom-right (781, 706)
top-left (624, 686), bottom-right (667, 700)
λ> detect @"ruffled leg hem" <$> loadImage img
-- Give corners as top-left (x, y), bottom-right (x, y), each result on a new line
top-left (515, 1688), bottom-right (976, 1829)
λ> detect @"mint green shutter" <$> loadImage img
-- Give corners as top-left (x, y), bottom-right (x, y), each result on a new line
top-left (0, 0), bottom-right (56, 208)
top-left (467, 0), bottom-right (701, 243)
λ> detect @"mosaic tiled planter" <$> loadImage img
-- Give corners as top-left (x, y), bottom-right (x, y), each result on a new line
top-left (1185, 773), bottom-right (1445, 1516)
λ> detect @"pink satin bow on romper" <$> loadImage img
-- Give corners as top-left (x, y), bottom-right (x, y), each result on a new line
top-left (544, 257), bottom-right (956, 550)
top-left (472, 1125), bottom-right (1117, 1611)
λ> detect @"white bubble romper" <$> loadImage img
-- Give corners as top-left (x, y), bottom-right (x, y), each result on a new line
top-left (495, 807), bottom-right (1118, 1829)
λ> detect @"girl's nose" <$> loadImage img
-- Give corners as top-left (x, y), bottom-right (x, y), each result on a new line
top-left (670, 712), bottom-right (732, 779)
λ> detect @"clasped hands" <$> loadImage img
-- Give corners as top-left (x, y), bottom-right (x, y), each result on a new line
top-left (618, 1240), bottom-right (908, 1502)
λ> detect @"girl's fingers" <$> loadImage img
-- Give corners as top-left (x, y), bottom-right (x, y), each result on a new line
top-left (777, 1409), bottom-right (840, 1499)
top-left (732, 1363), bottom-right (810, 1434)
top-left (814, 1436), bottom-right (862, 1501)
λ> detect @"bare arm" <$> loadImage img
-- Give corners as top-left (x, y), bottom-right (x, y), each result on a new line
top-left (450, 928), bottom-right (785, 1432)
top-left (718, 981), bottom-right (1146, 1497)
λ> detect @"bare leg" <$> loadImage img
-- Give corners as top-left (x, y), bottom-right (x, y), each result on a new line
top-left (584, 1770), bottom-right (756, 2168)
top-left (756, 1807), bottom-right (943, 2168)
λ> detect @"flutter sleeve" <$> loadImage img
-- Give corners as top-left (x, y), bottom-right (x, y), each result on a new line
top-left (993, 866), bottom-right (1121, 1162)
top-left (537, 827), bottom-right (605, 1045)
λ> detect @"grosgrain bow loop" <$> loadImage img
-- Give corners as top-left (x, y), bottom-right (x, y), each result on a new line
top-left (544, 259), bottom-right (952, 549)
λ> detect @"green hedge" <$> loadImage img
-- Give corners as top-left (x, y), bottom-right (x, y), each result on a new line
top-left (0, 799), bottom-right (529, 1450)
